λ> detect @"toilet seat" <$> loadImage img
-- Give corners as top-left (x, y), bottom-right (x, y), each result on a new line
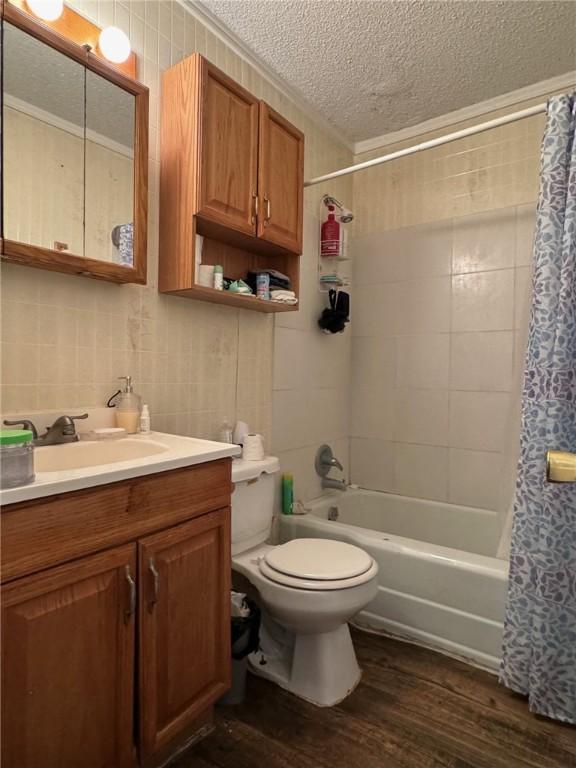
top-left (259, 539), bottom-right (377, 591)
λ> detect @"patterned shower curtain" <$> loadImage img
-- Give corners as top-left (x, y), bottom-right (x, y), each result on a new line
top-left (499, 94), bottom-right (576, 724)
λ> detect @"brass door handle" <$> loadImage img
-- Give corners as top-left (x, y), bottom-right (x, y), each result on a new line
top-left (252, 192), bottom-right (259, 224)
top-left (148, 559), bottom-right (160, 611)
top-left (124, 565), bottom-right (136, 623)
top-left (546, 450), bottom-right (576, 482)
top-left (264, 195), bottom-right (271, 225)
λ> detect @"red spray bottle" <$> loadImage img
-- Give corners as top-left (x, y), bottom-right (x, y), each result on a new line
top-left (321, 204), bottom-right (340, 257)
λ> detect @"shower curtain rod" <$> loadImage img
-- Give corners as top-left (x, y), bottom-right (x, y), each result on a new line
top-left (304, 102), bottom-right (547, 187)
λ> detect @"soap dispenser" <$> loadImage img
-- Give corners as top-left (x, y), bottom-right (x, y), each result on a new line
top-left (115, 376), bottom-right (141, 434)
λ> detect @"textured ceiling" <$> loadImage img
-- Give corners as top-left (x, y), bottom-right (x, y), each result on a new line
top-left (3, 22), bottom-right (134, 147)
top-left (199, 0), bottom-right (576, 143)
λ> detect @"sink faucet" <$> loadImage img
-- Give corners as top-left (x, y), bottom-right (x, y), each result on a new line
top-left (315, 444), bottom-right (347, 492)
top-left (4, 414), bottom-right (88, 445)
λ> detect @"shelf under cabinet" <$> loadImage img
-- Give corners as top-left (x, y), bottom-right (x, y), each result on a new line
top-left (168, 284), bottom-right (299, 312)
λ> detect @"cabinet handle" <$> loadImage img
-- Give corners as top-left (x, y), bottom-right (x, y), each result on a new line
top-left (252, 192), bottom-right (259, 224)
top-left (264, 195), bottom-right (271, 225)
top-left (148, 559), bottom-right (160, 611)
top-left (124, 565), bottom-right (136, 623)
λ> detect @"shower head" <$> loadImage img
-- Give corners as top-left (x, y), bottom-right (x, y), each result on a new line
top-left (323, 195), bottom-right (354, 223)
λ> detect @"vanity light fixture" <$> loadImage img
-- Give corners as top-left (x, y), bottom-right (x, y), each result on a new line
top-left (98, 26), bottom-right (131, 64)
top-left (26, 0), bottom-right (64, 22)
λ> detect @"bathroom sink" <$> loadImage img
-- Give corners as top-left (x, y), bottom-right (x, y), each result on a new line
top-left (34, 439), bottom-right (169, 472)
top-left (1, 430), bottom-right (240, 506)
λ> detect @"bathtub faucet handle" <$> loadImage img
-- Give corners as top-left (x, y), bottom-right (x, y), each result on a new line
top-left (315, 445), bottom-right (347, 491)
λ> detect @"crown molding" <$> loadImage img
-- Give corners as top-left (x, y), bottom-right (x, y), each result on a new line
top-left (354, 71), bottom-right (576, 156)
top-left (181, 0), bottom-right (354, 152)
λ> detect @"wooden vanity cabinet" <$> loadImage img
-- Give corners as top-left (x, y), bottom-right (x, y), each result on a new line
top-left (2, 545), bottom-right (137, 768)
top-left (139, 511), bottom-right (230, 764)
top-left (159, 54), bottom-right (304, 311)
top-left (1, 460), bottom-right (232, 768)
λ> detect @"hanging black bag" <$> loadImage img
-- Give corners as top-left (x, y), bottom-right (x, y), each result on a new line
top-left (318, 289), bottom-right (350, 334)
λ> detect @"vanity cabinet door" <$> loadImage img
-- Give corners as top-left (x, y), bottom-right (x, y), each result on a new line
top-left (257, 102), bottom-right (304, 254)
top-left (196, 59), bottom-right (259, 236)
top-left (138, 509), bottom-right (231, 763)
top-left (1, 544), bottom-right (137, 768)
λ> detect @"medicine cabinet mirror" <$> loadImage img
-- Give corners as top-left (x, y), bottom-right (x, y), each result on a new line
top-left (0, 3), bottom-right (148, 283)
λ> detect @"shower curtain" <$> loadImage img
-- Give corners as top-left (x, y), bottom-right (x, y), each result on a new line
top-left (499, 93), bottom-right (576, 724)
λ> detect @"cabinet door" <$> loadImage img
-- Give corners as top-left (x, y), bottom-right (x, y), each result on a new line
top-left (1, 545), bottom-right (137, 768)
top-left (138, 510), bottom-right (231, 761)
top-left (257, 102), bottom-right (304, 254)
top-left (197, 60), bottom-right (259, 236)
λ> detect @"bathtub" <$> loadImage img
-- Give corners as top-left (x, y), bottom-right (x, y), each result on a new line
top-left (279, 489), bottom-right (509, 672)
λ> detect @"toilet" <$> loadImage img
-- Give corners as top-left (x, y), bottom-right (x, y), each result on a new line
top-left (231, 457), bottom-right (378, 707)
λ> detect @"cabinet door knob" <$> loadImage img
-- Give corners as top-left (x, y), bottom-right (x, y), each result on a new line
top-left (148, 559), bottom-right (160, 611)
top-left (124, 565), bottom-right (136, 623)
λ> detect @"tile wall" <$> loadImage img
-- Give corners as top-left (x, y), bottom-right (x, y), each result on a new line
top-left (350, 203), bottom-right (536, 511)
top-left (272, 211), bottom-right (352, 504)
top-left (348, 101), bottom-right (557, 512)
top-left (0, 0), bottom-right (353, 447)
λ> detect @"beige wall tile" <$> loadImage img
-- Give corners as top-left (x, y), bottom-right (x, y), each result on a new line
top-left (2, 0), bottom-right (353, 457)
top-left (452, 269), bottom-right (514, 332)
top-left (450, 331), bottom-right (514, 392)
top-left (449, 391), bottom-right (511, 452)
top-left (396, 334), bottom-right (449, 390)
top-left (394, 443), bottom-right (449, 502)
top-left (350, 387), bottom-right (395, 440)
top-left (351, 337), bottom-right (396, 391)
top-left (452, 209), bottom-right (516, 274)
top-left (449, 448), bottom-right (503, 510)
top-left (350, 438), bottom-right (395, 493)
top-left (393, 390), bottom-right (449, 446)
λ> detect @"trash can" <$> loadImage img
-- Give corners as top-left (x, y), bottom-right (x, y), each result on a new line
top-left (219, 593), bottom-right (261, 706)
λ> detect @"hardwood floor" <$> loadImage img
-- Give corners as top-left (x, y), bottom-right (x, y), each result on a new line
top-left (175, 630), bottom-right (576, 768)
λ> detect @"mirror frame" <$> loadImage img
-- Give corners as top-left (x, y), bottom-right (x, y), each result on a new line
top-left (0, 1), bottom-right (148, 284)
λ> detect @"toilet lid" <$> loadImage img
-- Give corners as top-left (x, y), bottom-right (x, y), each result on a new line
top-left (263, 539), bottom-right (373, 581)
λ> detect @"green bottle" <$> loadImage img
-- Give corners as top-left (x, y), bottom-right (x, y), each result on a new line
top-left (282, 473), bottom-right (294, 515)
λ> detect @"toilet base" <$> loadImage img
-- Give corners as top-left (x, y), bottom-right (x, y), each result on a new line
top-left (248, 618), bottom-right (362, 707)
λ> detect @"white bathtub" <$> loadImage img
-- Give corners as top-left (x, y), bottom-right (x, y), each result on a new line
top-left (279, 489), bottom-right (509, 672)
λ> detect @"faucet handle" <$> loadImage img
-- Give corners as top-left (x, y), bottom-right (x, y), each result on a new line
top-left (315, 444), bottom-right (344, 477)
top-left (51, 413), bottom-right (88, 436)
top-left (3, 419), bottom-right (39, 439)
top-left (66, 413), bottom-right (89, 433)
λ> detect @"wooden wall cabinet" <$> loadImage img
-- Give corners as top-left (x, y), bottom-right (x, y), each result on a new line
top-left (160, 54), bottom-right (304, 313)
top-left (1, 462), bottom-right (232, 768)
top-left (257, 102), bottom-right (304, 255)
top-left (197, 62), bottom-right (260, 237)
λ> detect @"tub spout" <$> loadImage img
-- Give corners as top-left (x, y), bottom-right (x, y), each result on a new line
top-left (321, 477), bottom-right (348, 491)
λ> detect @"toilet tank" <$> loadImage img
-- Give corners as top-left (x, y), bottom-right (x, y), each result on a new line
top-left (231, 457), bottom-right (280, 555)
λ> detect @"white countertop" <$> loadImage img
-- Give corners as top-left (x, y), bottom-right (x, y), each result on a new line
top-left (1, 432), bottom-right (241, 506)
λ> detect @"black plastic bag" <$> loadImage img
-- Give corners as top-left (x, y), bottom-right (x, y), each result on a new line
top-left (231, 597), bottom-right (261, 660)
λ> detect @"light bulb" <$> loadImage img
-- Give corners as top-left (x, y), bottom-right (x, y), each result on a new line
top-left (98, 26), bottom-right (131, 64)
top-left (26, 0), bottom-right (64, 21)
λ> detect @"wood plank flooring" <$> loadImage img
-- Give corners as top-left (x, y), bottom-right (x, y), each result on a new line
top-left (174, 630), bottom-right (576, 768)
